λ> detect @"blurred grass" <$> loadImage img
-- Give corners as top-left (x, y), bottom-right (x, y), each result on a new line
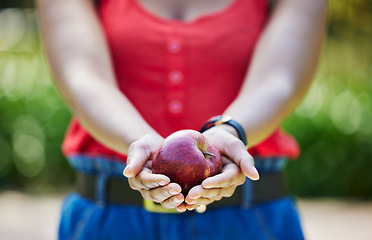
top-left (0, 1), bottom-right (371, 198)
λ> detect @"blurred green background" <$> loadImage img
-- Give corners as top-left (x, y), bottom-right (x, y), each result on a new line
top-left (0, 0), bottom-right (371, 198)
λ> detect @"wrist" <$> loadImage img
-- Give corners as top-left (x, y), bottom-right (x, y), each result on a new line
top-left (211, 124), bottom-right (239, 138)
top-left (199, 115), bottom-right (247, 146)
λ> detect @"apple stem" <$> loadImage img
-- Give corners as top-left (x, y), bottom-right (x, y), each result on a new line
top-left (202, 152), bottom-right (216, 158)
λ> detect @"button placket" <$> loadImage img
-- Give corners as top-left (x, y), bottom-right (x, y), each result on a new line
top-left (168, 70), bottom-right (183, 85)
top-left (168, 99), bottom-right (184, 114)
top-left (168, 40), bottom-right (182, 53)
top-left (166, 31), bottom-right (185, 118)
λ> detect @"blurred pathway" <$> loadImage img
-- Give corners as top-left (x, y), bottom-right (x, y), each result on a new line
top-left (0, 191), bottom-right (62, 240)
top-left (0, 191), bottom-right (371, 240)
top-left (298, 199), bottom-right (372, 240)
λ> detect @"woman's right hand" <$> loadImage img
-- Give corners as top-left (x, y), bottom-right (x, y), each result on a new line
top-left (123, 134), bottom-right (187, 212)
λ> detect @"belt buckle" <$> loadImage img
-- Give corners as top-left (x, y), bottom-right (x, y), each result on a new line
top-left (143, 200), bottom-right (180, 213)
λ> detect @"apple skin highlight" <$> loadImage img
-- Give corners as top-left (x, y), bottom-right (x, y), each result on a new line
top-left (153, 130), bottom-right (222, 196)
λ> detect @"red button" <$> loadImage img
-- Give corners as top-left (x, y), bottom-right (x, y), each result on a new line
top-left (169, 70), bottom-right (183, 84)
top-left (168, 41), bottom-right (181, 53)
top-left (168, 100), bottom-right (183, 114)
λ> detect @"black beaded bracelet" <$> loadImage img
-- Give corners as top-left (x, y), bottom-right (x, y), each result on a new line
top-left (199, 115), bottom-right (247, 146)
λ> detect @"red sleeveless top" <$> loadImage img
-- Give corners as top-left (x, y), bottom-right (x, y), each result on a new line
top-left (62, 0), bottom-right (300, 161)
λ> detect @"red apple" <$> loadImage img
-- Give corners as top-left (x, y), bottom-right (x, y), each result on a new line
top-left (152, 130), bottom-right (222, 196)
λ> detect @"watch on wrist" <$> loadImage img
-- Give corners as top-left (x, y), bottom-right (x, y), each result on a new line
top-left (199, 115), bottom-right (247, 146)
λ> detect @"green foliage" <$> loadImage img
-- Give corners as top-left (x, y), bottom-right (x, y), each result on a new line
top-left (328, 0), bottom-right (372, 37)
top-left (0, 9), bottom-right (74, 191)
top-left (0, 0), bottom-right (34, 9)
top-left (284, 35), bottom-right (372, 199)
top-left (284, 0), bottom-right (372, 199)
top-left (0, 3), bottom-right (371, 198)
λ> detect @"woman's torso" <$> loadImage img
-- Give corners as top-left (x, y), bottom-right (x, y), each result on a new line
top-left (62, 0), bottom-right (299, 160)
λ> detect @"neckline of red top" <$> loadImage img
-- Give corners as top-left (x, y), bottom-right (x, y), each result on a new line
top-left (130, 0), bottom-right (243, 26)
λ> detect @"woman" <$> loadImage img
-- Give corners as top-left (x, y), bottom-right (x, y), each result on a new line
top-left (37, 0), bottom-right (326, 239)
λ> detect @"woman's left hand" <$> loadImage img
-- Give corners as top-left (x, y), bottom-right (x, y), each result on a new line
top-left (184, 126), bottom-right (259, 210)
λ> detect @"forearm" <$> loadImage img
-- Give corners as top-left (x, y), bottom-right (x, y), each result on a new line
top-left (37, 0), bottom-right (158, 154)
top-left (225, 0), bottom-right (327, 147)
top-left (63, 68), bottom-right (159, 154)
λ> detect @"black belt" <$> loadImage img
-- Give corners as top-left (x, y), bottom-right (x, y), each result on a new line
top-left (76, 171), bottom-right (287, 212)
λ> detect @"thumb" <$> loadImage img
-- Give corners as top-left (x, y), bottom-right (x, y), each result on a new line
top-left (123, 163), bottom-right (138, 178)
top-left (203, 128), bottom-right (259, 180)
top-left (239, 155), bottom-right (260, 181)
top-left (123, 144), bottom-right (150, 178)
top-left (223, 140), bottom-right (259, 181)
top-left (123, 134), bottom-right (164, 177)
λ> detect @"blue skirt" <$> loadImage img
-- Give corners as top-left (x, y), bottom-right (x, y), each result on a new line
top-left (59, 155), bottom-right (304, 240)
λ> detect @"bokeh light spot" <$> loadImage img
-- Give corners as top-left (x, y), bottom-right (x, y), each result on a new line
top-left (330, 91), bottom-right (362, 135)
top-left (0, 8), bottom-right (26, 51)
top-left (13, 134), bottom-right (45, 178)
top-left (296, 81), bottom-right (324, 118)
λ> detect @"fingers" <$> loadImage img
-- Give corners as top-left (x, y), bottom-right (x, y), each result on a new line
top-left (128, 168), bottom-right (181, 204)
top-left (222, 138), bottom-right (259, 180)
top-left (123, 142), bottom-right (151, 177)
top-left (204, 128), bottom-right (259, 181)
top-left (187, 185), bottom-right (236, 201)
top-left (201, 157), bottom-right (246, 189)
top-left (176, 203), bottom-right (187, 212)
top-left (129, 174), bottom-right (186, 211)
top-left (185, 185), bottom-right (237, 209)
top-left (131, 175), bottom-right (185, 210)
top-left (128, 169), bottom-right (170, 190)
top-left (142, 189), bottom-right (185, 211)
top-left (184, 157), bottom-right (246, 210)
top-left (139, 183), bottom-right (181, 202)
top-left (160, 193), bottom-right (185, 209)
top-left (122, 134), bottom-right (187, 211)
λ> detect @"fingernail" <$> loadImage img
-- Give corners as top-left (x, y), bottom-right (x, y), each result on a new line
top-left (203, 185), bottom-right (212, 189)
top-left (188, 199), bottom-right (196, 205)
top-left (176, 206), bottom-right (186, 213)
top-left (159, 180), bottom-right (168, 186)
top-left (169, 188), bottom-right (178, 195)
top-left (173, 196), bottom-right (182, 203)
top-left (252, 167), bottom-right (260, 180)
top-left (186, 205), bottom-right (194, 211)
top-left (191, 194), bottom-right (200, 199)
top-left (123, 165), bottom-right (130, 175)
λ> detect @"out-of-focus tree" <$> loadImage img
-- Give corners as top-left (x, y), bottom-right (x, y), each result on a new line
top-left (0, 0), bottom-right (34, 8)
top-left (284, 0), bottom-right (372, 199)
top-left (328, 0), bottom-right (372, 37)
